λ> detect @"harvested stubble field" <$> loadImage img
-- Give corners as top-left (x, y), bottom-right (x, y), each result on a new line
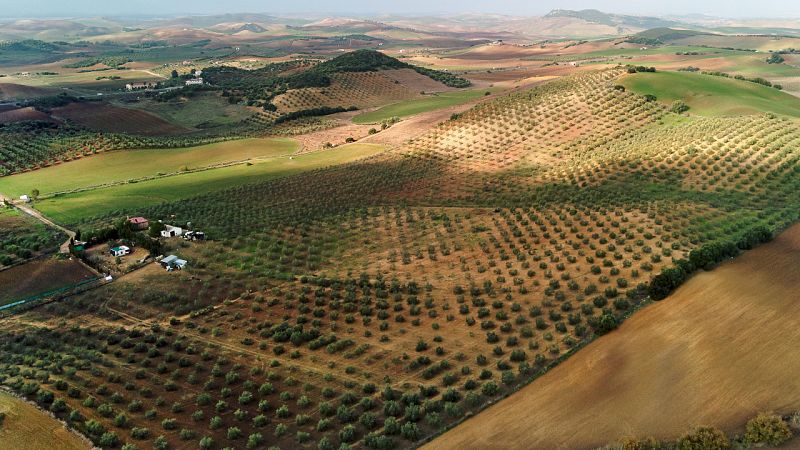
top-left (427, 222), bottom-right (800, 450)
top-left (0, 391), bottom-right (89, 450)
top-left (3, 68), bottom-right (800, 450)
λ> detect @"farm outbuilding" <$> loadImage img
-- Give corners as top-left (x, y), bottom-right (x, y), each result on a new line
top-left (110, 246), bottom-right (130, 257)
top-left (159, 255), bottom-right (187, 271)
top-left (160, 225), bottom-right (183, 238)
top-left (128, 216), bottom-right (149, 230)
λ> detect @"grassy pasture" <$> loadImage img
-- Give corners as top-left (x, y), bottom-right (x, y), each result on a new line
top-left (622, 70), bottom-right (800, 117)
top-left (0, 392), bottom-right (88, 450)
top-left (352, 88), bottom-right (497, 124)
top-left (32, 143), bottom-right (386, 224)
top-left (133, 92), bottom-right (256, 129)
top-left (0, 138), bottom-right (299, 198)
top-left (427, 223), bottom-right (800, 449)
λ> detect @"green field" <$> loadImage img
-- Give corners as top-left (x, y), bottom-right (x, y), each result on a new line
top-left (0, 138), bottom-right (299, 198)
top-left (353, 88), bottom-right (497, 124)
top-left (622, 71), bottom-right (800, 117)
top-left (133, 92), bottom-right (256, 129)
top-left (32, 143), bottom-right (387, 224)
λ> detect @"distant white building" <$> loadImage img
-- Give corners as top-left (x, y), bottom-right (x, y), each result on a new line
top-left (194, 70), bottom-right (203, 77)
top-left (185, 77), bottom-right (203, 86)
top-left (19, 194), bottom-right (30, 203)
top-left (126, 82), bottom-right (155, 91)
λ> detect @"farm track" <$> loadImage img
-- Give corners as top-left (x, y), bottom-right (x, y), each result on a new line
top-left (0, 193), bottom-right (74, 253)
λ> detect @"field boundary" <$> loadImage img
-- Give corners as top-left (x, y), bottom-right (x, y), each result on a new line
top-left (0, 387), bottom-right (97, 450)
top-left (414, 296), bottom-right (654, 448)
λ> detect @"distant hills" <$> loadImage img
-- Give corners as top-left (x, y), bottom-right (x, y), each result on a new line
top-left (544, 9), bottom-right (680, 30)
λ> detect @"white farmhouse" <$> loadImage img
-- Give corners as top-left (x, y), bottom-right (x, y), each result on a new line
top-left (185, 77), bottom-right (203, 86)
top-left (161, 225), bottom-right (184, 238)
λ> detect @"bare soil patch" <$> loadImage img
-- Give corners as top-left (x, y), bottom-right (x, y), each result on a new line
top-left (0, 106), bottom-right (53, 124)
top-left (0, 83), bottom-right (58, 100)
top-left (52, 102), bottom-right (188, 136)
top-left (0, 257), bottom-right (96, 305)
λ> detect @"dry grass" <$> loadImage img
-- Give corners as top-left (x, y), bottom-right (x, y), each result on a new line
top-left (0, 392), bottom-right (88, 450)
top-left (428, 223), bottom-right (800, 450)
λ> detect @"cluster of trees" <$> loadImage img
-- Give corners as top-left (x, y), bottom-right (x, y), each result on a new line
top-left (649, 226), bottom-right (772, 300)
top-left (621, 412), bottom-right (793, 449)
top-left (62, 56), bottom-right (132, 68)
top-left (766, 53), bottom-right (785, 64)
top-left (701, 70), bottom-right (783, 90)
top-left (626, 65), bottom-right (657, 74)
top-left (274, 106), bottom-right (358, 124)
top-left (205, 50), bottom-right (470, 113)
top-left (75, 218), bottom-right (162, 256)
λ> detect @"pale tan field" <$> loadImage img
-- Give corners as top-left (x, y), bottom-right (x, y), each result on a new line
top-left (0, 392), bottom-right (88, 450)
top-left (428, 223), bottom-right (800, 450)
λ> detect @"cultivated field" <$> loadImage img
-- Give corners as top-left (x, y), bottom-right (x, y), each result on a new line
top-left (0, 257), bottom-right (95, 306)
top-left (427, 222), bottom-right (800, 449)
top-left (0, 138), bottom-right (299, 198)
top-left (353, 88), bottom-right (497, 124)
top-left (4, 67), bottom-right (799, 450)
top-left (0, 392), bottom-right (88, 450)
top-left (4, 15), bottom-right (800, 450)
top-left (622, 71), bottom-right (800, 117)
top-left (52, 102), bottom-right (189, 136)
top-left (0, 207), bottom-right (64, 269)
top-left (32, 142), bottom-right (387, 223)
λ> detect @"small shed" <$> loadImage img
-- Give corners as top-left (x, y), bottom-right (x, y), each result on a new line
top-left (20, 194), bottom-right (30, 203)
top-left (128, 216), bottom-right (149, 230)
top-left (110, 246), bottom-right (130, 257)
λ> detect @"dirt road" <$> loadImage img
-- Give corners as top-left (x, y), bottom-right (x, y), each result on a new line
top-left (1, 194), bottom-right (74, 253)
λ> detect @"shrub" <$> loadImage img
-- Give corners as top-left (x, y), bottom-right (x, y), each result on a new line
top-left (744, 413), bottom-right (792, 446)
top-left (678, 426), bottom-right (730, 450)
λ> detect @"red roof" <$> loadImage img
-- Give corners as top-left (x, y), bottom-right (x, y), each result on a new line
top-left (129, 217), bottom-right (148, 224)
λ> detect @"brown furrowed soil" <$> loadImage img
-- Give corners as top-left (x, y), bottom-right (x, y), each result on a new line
top-left (427, 223), bottom-right (800, 450)
top-left (0, 257), bottom-right (97, 305)
top-left (0, 106), bottom-right (53, 124)
top-left (52, 102), bottom-right (188, 136)
top-left (0, 391), bottom-right (89, 450)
